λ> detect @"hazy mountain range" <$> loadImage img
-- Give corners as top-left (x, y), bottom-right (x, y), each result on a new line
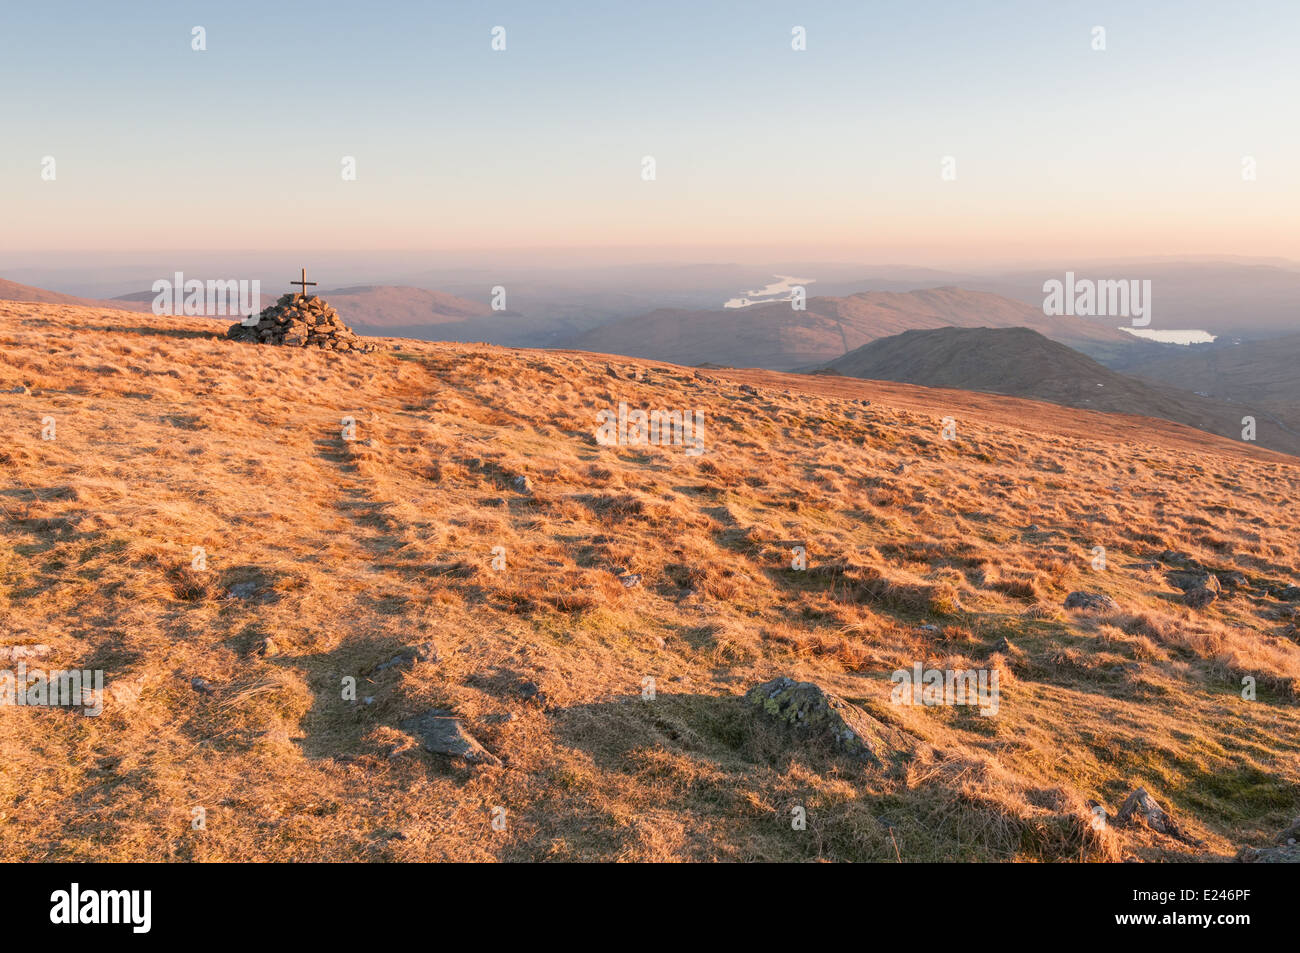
top-left (819, 326), bottom-right (1299, 456)
top-left (2, 261), bottom-right (1296, 453)
top-left (0, 277), bottom-right (152, 314)
top-left (805, 260), bottom-right (1300, 341)
top-left (568, 287), bottom-right (1147, 370)
top-left (6, 256), bottom-right (1296, 339)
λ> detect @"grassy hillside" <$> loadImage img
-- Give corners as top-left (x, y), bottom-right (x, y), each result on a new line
top-left (2, 300), bottom-right (1298, 862)
top-left (821, 326), bottom-right (1300, 456)
top-left (1118, 333), bottom-right (1300, 430)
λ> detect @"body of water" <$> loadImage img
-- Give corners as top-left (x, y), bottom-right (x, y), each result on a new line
top-left (1119, 328), bottom-right (1217, 345)
top-left (724, 275), bottom-right (815, 309)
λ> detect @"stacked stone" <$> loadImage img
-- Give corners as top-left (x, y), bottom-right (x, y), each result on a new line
top-left (227, 293), bottom-right (374, 352)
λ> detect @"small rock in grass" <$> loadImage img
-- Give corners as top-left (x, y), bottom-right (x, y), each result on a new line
top-left (1064, 591), bottom-right (1119, 612)
top-left (375, 641), bottom-right (438, 672)
top-left (399, 710), bottom-right (500, 766)
top-left (190, 677), bottom-right (214, 694)
top-left (745, 676), bottom-right (913, 767)
top-left (515, 681), bottom-right (547, 707)
top-left (1116, 786), bottom-right (1204, 846)
top-left (1217, 570), bottom-right (1249, 591)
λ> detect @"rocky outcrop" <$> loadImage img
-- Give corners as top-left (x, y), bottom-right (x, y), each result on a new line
top-left (1115, 787), bottom-right (1204, 846)
top-left (1169, 570), bottom-right (1222, 609)
top-left (1064, 591), bottom-right (1119, 612)
top-left (1217, 570), bottom-right (1249, 592)
top-left (745, 676), bottom-right (911, 767)
top-left (1235, 843), bottom-right (1300, 862)
top-left (1274, 584), bottom-right (1300, 602)
top-left (227, 293), bottom-right (375, 352)
top-left (1158, 552), bottom-right (1251, 608)
top-left (399, 710), bottom-right (500, 766)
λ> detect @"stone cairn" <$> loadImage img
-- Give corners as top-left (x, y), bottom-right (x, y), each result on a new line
top-left (227, 269), bottom-right (374, 352)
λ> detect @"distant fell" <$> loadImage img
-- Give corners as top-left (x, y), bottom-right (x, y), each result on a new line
top-left (1117, 332), bottom-right (1300, 426)
top-left (0, 277), bottom-right (152, 313)
top-left (568, 287), bottom-right (1146, 371)
top-left (821, 325), bottom-right (1298, 456)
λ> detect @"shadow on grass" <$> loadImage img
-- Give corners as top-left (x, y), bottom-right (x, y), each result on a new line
top-left (63, 323), bottom-right (222, 340)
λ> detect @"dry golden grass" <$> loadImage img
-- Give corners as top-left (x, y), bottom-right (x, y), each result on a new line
top-left (1, 300), bottom-right (1298, 862)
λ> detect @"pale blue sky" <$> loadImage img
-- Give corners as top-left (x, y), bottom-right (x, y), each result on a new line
top-left (1, 0), bottom-right (1296, 261)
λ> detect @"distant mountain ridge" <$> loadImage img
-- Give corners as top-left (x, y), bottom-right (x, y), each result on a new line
top-left (1117, 333), bottom-right (1300, 425)
top-left (567, 287), bottom-right (1148, 371)
top-left (809, 260), bottom-right (1300, 341)
top-left (4, 277), bottom-right (591, 348)
top-left (821, 326), bottom-right (1298, 456)
top-left (321, 285), bottom-right (492, 328)
top-left (0, 277), bottom-right (152, 313)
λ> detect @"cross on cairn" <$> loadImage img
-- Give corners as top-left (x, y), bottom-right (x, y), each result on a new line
top-left (291, 267), bottom-right (317, 298)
